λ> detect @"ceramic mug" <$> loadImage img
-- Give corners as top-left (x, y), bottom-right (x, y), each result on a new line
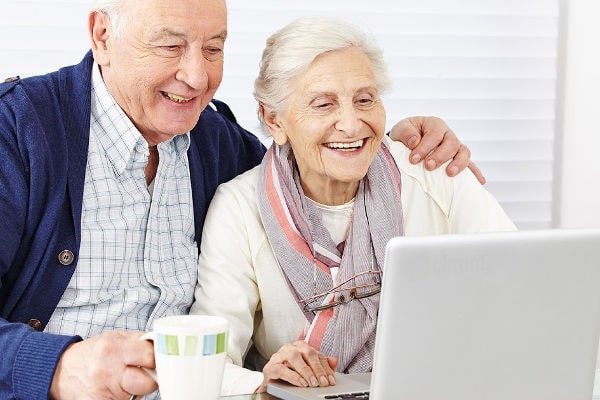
top-left (141, 315), bottom-right (228, 400)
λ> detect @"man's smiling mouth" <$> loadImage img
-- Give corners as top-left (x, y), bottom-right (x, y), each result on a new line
top-left (162, 91), bottom-right (192, 103)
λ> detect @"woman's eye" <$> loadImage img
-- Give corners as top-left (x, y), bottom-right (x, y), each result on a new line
top-left (356, 96), bottom-right (375, 108)
top-left (312, 99), bottom-right (334, 109)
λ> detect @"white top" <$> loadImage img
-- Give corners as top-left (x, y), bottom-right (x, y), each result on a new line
top-left (191, 137), bottom-right (516, 395)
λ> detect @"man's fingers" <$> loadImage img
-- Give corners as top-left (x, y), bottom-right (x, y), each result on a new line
top-left (438, 145), bottom-right (486, 184)
top-left (439, 142), bottom-right (470, 175)
top-left (407, 117), bottom-right (454, 163)
top-left (388, 117), bottom-right (423, 150)
top-left (120, 331), bottom-right (156, 368)
top-left (418, 130), bottom-right (458, 168)
top-left (389, 116), bottom-right (484, 180)
top-left (49, 331), bottom-right (159, 400)
top-left (121, 365), bottom-right (158, 397)
top-left (466, 160), bottom-right (486, 185)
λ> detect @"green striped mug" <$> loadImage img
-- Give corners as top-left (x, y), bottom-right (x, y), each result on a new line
top-left (141, 315), bottom-right (229, 400)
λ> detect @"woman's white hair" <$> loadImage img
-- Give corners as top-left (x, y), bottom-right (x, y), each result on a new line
top-left (254, 16), bottom-right (391, 123)
top-left (92, 0), bottom-right (127, 38)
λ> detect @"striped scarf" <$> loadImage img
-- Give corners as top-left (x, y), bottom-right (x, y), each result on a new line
top-left (257, 141), bottom-right (404, 372)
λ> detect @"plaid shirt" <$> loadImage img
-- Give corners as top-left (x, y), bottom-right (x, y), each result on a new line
top-left (45, 64), bottom-right (197, 338)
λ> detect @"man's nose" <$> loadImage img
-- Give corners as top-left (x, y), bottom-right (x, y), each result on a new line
top-left (176, 49), bottom-right (209, 90)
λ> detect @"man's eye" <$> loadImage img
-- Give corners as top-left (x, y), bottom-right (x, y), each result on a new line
top-left (161, 45), bottom-right (181, 52)
top-left (204, 47), bottom-right (223, 60)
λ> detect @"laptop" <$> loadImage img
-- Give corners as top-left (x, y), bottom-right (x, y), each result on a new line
top-left (267, 229), bottom-right (600, 400)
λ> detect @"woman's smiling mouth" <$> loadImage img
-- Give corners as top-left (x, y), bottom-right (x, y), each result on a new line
top-left (325, 139), bottom-right (365, 151)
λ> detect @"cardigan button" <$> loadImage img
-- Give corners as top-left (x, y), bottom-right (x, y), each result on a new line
top-left (4, 76), bottom-right (20, 83)
top-left (27, 319), bottom-right (42, 331)
top-left (58, 250), bottom-right (75, 266)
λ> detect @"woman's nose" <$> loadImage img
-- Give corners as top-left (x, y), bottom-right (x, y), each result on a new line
top-left (334, 104), bottom-right (362, 135)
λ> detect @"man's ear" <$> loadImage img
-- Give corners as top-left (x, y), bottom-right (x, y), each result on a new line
top-left (88, 10), bottom-right (112, 66)
top-left (260, 104), bottom-right (288, 145)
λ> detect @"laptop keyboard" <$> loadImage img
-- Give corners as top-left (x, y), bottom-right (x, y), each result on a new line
top-left (324, 391), bottom-right (370, 399)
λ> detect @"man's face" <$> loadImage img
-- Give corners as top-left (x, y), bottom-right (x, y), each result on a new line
top-left (94, 0), bottom-right (227, 145)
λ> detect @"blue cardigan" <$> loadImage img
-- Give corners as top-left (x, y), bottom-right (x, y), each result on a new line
top-left (0, 52), bottom-right (266, 399)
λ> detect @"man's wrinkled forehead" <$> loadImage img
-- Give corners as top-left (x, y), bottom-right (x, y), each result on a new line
top-left (124, 0), bottom-right (228, 38)
top-left (122, 0), bottom-right (227, 22)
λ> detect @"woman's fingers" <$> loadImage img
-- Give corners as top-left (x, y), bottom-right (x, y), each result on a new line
top-left (260, 341), bottom-right (338, 392)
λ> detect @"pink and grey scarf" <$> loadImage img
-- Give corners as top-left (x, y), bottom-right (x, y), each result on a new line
top-left (257, 141), bottom-right (404, 372)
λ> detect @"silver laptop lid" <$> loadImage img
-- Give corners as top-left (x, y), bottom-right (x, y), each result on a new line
top-left (372, 229), bottom-right (600, 400)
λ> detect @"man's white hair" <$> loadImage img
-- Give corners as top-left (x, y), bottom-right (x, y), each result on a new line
top-left (92, 0), bottom-right (127, 38)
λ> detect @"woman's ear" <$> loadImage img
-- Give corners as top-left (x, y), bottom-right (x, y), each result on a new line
top-left (260, 104), bottom-right (288, 145)
top-left (88, 10), bottom-right (112, 66)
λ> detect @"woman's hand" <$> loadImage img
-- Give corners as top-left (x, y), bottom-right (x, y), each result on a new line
top-left (256, 341), bottom-right (338, 393)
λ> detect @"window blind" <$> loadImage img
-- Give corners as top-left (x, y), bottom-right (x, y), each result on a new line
top-left (0, 1), bottom-right (91, 77)
top-left (0, 0), bottom-right (561, 229)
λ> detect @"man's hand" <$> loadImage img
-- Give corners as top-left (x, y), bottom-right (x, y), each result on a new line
top-left (49, 331), bottom-right (157, 400)
top-left (389, 116), bottom-right (486, 184)
top-left (256, 340), bottom-right (338, 393)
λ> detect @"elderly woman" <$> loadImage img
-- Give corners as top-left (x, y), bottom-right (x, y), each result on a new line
top-left (191, 17), bottom-right (516, 395)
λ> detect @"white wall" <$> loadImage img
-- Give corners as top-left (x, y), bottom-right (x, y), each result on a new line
top-left (557, 0), bottom-right (600, 228)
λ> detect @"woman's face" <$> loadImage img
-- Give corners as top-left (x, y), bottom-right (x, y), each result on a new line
top-left (265, 46), bottom-right (387, 205)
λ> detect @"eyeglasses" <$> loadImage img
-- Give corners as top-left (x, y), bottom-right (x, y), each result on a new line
top-left (300, 270), bottom-right (382, 313)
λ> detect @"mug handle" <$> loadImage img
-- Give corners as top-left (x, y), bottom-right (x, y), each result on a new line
top-left (140, 332), bottom-right (158, 382)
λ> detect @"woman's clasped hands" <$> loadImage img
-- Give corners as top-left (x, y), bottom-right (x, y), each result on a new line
top-left (257, 340), bottom-right (338, 393)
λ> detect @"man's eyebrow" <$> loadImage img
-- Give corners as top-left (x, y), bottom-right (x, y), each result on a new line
top-left (148, 27), bottom-right (185, 41)
top-left (210, 30), bottom-right (228, 41)
top-left (148, 29), bottom-right (227, 42)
